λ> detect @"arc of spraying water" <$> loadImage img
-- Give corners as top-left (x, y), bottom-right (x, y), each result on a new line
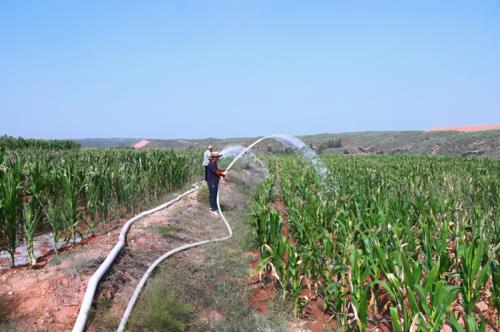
top-left (73, 134), bottom-right (324, 331)
top-left (225, 134), bottom-right (326, 175)
top-left (219, 144), bottom-right (269, 177)
top-left (116, 134), bottom-right (327, 330)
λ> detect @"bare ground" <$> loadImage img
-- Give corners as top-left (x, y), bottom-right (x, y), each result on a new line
top-left (88, 189), bottom-right (227, 331)
top-left (1, 224), bottom-right (117, 331)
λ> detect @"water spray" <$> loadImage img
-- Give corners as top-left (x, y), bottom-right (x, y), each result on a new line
top-left (219, 144), bottom-right (269, 177)
top-left (224, 134), bottom-right (326, 175)
top-left (73, 134), bottom-right (326, 332)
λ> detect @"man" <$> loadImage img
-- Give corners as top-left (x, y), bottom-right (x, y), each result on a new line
top-left (206, 151), bottom-right (225, 214)
top-left (203, 145), bottom-right (213, 181)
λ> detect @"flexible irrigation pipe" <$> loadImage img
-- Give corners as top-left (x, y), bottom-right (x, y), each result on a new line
top-left (115, 137), bottom-right (279, 331)
top-left (116, 183), bottom-right (232, 331)
top-left (72, 181), bottom-right (205, 332)
top-left (116, 177), bottom-right (234, 331)
top-left (72, 135), bottom-right (280, 332)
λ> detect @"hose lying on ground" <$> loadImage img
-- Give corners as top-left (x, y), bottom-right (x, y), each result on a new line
top-left (116, 178), bottom-right (233, 331)
top-left (75, 135), bottom-right (279, 332)
top-left (116, 136), bottom-right (280, 331)
top-left (72, 181), bottom-right (205, 332)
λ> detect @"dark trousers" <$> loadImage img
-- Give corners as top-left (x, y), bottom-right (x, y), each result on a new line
top-left (208, 183), bottom-right (218, 211)
top-left (204, 166), bottom-right (208, 181)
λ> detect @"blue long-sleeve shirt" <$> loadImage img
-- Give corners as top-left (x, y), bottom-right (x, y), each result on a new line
top-left (207, 161), bottom-right (221, 186)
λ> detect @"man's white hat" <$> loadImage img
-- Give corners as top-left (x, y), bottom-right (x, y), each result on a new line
top-left (208, 145), bottom-right (213, 149)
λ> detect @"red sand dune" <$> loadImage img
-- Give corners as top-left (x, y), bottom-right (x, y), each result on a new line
top-left (427, 124), bottom-right (500, 132)
top-left (132, 139), bottom-right (151, 149)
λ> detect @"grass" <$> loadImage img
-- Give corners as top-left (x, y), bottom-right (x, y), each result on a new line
top-left (0, 295), bottom-right (6, 322)
top-left (128, 278), bottom-right (194, 331)
top-left (156, 225), bottom-right (182, 235)
top-left (196, 185), bottom-right (209, 205)
top-left (89, 292), bottom-right (122, 331)
top-left (0, 295), bottom-right (15, 332)
top-left (193, 208), bottom-right (291, 331)
top-left (0, 323), bottom-right (15, 332)
top-left (70, 255), bottom-right (105, 273)
top-left (96, 294), bottom-right (112, 311)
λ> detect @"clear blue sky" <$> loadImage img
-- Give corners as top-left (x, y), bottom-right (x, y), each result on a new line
top-left (1, 1), bottom-right (499, 139)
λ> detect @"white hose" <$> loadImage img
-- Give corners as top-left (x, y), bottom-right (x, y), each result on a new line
top-left (115, 137), bottom-right (276, 331)
top-left (116, 178), bottom-right (233, 332)
top-left (72, 181), bottom-right (205, 332)
top-left (74, 135), bottom-right (280, 332)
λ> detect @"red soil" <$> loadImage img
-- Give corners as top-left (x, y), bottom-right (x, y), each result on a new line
top-left (427, 124), bottom-right (500, 132)
top-left (0, 231), bottom-right (117, 331)
top-left (249, 287), bottom-right (275, 314)
top-left (132, 139), bottom-right (151, 149)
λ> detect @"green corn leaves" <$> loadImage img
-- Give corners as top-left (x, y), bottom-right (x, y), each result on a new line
top-left (1, 168), bottom-right (22, 266)
top-left (250, 155), bottom-right (497, 330)
top-left (459, 237), bottom-right (491, 315)
top-left (0, 148), bottom-right (202, 266)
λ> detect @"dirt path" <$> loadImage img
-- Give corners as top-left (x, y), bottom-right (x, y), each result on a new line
top-left (88, 189), bottom-right (227, 331)
top-left (0, 184), bottom-right (226, 332)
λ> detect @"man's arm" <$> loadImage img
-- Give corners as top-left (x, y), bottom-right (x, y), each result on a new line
top-left (208, 162), bottom-right (225, 177)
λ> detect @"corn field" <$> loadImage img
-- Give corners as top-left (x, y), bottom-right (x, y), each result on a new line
top-left (0, 135), bottom-right (80, 150)
top-left (251, 155), bottom-right (499, 331)
top-left (0, 147), bottom-right (202, 267)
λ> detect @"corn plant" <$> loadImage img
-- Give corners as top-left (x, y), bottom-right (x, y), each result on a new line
top-left (492, 257), bottom-right (499, 311)
top-left (373, 245), bottom-right (419, 331)
top-left (83, 168), bottom-right (99, 236)
top-left (286, 242), bottom-right (302, 314)
top-left (250, 154), bottom-right (498, 329)
top-left (0, 146), bottom-right (202, 265)
top-left (22, 201), bottom-right (40, 267)
top-left (449, 313), bottom-right (486, 332)
top-left (1, 165), bottom-right (22, 266)
top-left (22, 160), bottom-right (46, 267)
top-left (458, 237), bottom-right (490, 315)
top-left (60, 166), bottom-right (83, 243)
top-left (349, 248), bottom-right (372, 331)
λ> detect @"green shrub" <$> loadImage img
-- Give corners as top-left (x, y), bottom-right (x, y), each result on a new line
top-left (196, 185), bottom-right (209, 205)
top-left (96, 294), bottom-right (111, 311)
top-left (128, 279), bottom-right (194, 331)
top-left (156, 225), bottom-right (181, 236)
top-left (326, 138), bottom-right (342, 148)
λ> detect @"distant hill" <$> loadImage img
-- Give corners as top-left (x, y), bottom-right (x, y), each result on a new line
top-left (76, 138), bottom-right (139, 148)
top-left (75, 130), bottom-right (500, 159)
top-left (302, 130), bottom-right (500, 159)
